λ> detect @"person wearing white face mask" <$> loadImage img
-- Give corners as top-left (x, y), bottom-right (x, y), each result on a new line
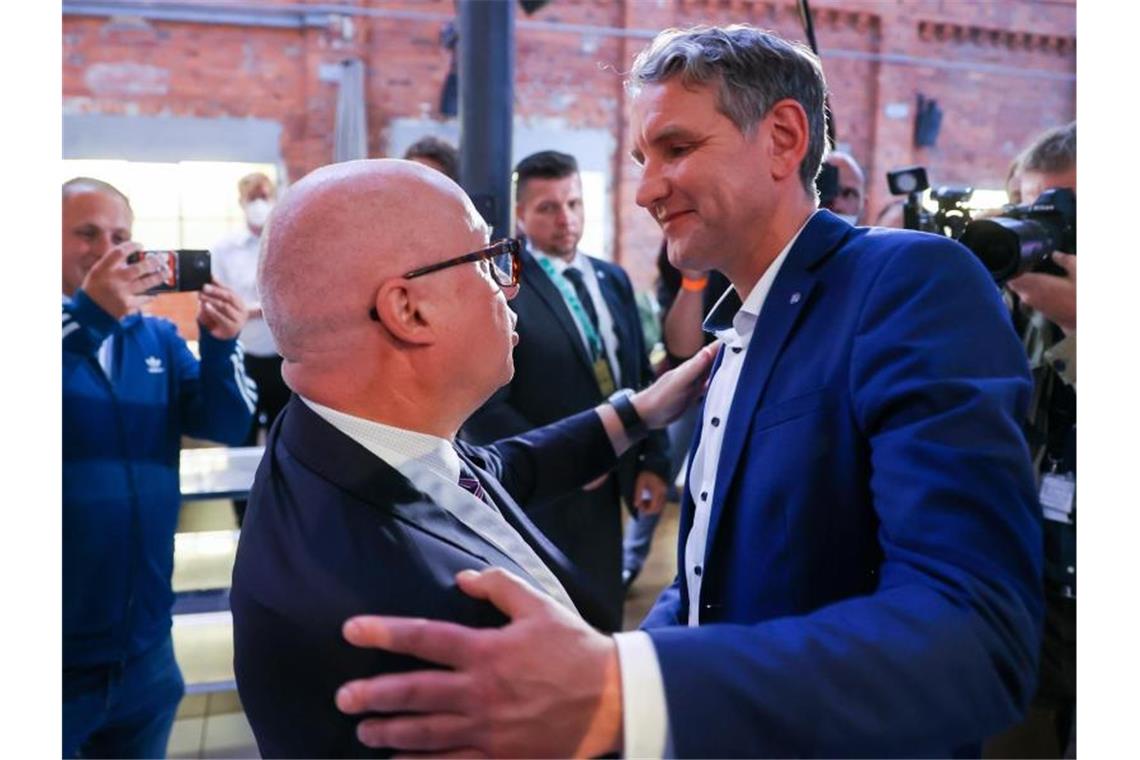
top-left (822, 150), bottom-right (866, 225)
top-left (212, 171), bottom-right (289, 525)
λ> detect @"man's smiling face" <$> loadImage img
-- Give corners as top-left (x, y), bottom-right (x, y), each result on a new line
top-left (631, 77), bottom-right (776, 274)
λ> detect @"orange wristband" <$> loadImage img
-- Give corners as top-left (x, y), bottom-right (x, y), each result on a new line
top-left (681, 276), bottom-right (709, 292)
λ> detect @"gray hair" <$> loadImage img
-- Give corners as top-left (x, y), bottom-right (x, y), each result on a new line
top-left (628, 24), bottom-right (829, 192)
top-left (1017, 121), bottom-right (1075, 176)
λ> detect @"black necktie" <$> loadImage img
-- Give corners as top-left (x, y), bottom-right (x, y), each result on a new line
top-left (563, 268), bottom-right (602, 334)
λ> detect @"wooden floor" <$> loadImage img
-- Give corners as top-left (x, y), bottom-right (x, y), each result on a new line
top-left (622, 503), bottom-right (680, 630)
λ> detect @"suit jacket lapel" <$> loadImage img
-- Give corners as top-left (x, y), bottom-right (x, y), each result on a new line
top-left (279, 398), bottom-right (529, 573)
top-left (704, 211), bottom-right (852, 568)
top-left (520, 251), bottom-right (595, 374)
top-left (456, 448), bottom-right (613, 624)
top-left (592, 260), bottom-right (634, 382)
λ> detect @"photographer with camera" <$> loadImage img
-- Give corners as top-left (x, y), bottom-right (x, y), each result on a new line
top-left (984, 121), bottom-right (1077, 758)
top-left (62, 177), bottom-right (255, 758)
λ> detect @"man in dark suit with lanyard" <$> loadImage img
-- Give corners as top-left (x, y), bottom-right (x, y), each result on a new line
top-left (462, 151), bottom-right (670, 630)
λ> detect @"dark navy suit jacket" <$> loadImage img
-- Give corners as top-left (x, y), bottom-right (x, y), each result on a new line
top-left (463, 249), bottom-right (669, 627)
top-left (641, 211), bottom-right (1044, 757)
top-left (231, 397), bottom-right (616, 758)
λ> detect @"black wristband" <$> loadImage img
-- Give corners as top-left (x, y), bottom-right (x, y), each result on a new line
top-left (608, 389), bottom-right (648, 440)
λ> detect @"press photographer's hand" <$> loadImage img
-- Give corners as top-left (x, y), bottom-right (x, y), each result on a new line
top-left (1008, 251), bottom-right (1076, 334)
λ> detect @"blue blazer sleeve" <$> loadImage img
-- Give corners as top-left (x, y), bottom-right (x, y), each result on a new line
top-left (645, 236), bottom-right (1043, 757)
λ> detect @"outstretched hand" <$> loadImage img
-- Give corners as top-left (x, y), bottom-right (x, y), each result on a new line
top-left (336, 568), bottom-right (623, 758)
top-left (633, 340), bottom-right (720, 430)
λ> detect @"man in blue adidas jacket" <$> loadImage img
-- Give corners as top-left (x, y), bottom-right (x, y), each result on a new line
top-left (62, 177), bottom-right (256, 758)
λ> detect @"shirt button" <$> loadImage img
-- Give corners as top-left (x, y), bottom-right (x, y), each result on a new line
top-left (711, 417), bottom-right (720, 427)
top-left (700, 491), bottom-right (708, 501)
top-left (731, 346), bottom-right (743, 354)
top-left (694, 565), bottom-right (702, 576)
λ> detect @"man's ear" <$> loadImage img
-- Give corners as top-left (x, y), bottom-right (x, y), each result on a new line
top-left (372, 278), bottom-right (437, 346)
top-left (766, 99), bottom-right (811, 183)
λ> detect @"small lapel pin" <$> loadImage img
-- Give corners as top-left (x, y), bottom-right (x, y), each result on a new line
top-left (789, 292), bottom-right (802, 305)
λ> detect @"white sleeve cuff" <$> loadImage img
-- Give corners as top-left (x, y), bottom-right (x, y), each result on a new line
top-left (613, 630), bottom-right (669, 759)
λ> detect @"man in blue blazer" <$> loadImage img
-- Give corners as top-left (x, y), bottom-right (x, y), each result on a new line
top-left (463, 151), bottom-right (671, 629)
top-left (230, 158), bottom-right (714, 757)
top-left (335, 25), bottom-right (1044, 758)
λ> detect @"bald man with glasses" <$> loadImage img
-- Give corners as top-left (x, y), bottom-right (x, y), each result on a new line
top-left (229, 159), bottom-right (714, 758)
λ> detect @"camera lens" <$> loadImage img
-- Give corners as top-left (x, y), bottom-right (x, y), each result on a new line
top-left (959, 217), bottom-right (1054, 284)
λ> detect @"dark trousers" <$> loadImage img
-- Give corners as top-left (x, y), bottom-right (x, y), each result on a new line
top-left (234, 353), bottom-right (289, 525)
top-left (985, 593), bottom-right (1076, 758)
top-left (621, 402), bottom-right (699, 577)
top-left (63, 636), bottom-right (184, 759)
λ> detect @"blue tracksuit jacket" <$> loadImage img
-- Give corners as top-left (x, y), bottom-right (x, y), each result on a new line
top-left (63, 289), bottom-right (256, 668)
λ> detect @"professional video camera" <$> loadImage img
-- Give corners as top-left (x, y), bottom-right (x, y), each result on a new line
top-left (886, 166), bottom-right (975, 239)
top-left (959, 188), bottom-right (1076, 285)
top-left (885, 165), bottom-right (1076, 285)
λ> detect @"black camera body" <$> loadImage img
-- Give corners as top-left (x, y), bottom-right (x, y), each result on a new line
top-left (959, 188), bottom-right (1076, 284)
top-left (886, 166), bottom-right (975, 239)
top-left (127, 249), bottom-right (212, 294)
top-left (885, 165), bottom-right (1076, 285)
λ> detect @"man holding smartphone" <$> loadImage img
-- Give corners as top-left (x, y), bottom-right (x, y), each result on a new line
top-left (62, 177), bottom-right (255, 758)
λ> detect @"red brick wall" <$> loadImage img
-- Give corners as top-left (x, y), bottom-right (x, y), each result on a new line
top-left (64, 0), bottom-right (1075, 304)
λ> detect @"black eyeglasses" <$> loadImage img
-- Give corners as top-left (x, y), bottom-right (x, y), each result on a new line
top-left (370, 238), bottom-right (522, 321)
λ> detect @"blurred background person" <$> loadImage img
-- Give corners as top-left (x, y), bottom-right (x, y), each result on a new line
top-left (62, 177), bottom-right (254, 758)
top-left (212, 171), bottom-right (287, 525)
top-left (820, 150), bottom-right (867, 225)
top-left (403, 135), bottom-right (460, 182)
top-left (986, 121), bottom-right (1077, 759)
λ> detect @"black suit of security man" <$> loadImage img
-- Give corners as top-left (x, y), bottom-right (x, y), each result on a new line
top-left (462, 247), bottom-right (670, 629)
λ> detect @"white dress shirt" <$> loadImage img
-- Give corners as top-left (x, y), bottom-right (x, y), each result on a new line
top-left (531, 246), bottom-right (624, 387)
top-left (211, 228), bottom-right (277, 357)
top-left (299, 396), bottom-right (578, 613)
top-left (613, 210), bottom-right (816, 757)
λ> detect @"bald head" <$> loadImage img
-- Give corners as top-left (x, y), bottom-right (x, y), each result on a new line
top-left (823, 151), bottom-right (866, 222)
top-left (259, 159), bottom-right (488, 361)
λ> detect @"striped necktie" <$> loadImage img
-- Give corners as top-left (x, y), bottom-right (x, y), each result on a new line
top-left (458, 464), bottom-right (495, 511)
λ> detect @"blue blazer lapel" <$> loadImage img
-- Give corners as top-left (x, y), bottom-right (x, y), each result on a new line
top-left (520, 251), bottom-right (594, 373)
top-left (704, 211), bottom-right (852, 568)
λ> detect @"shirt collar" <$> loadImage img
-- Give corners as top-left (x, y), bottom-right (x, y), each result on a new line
top-left (528, 242), bottom-right (583, 274)
top-left (703, 210), bottom-right (818, 340)
top-left (299, 396), bottom-right (461, 483)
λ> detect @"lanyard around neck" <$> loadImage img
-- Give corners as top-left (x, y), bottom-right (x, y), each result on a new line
top-left (535, 255), bottom-right (604, 359)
